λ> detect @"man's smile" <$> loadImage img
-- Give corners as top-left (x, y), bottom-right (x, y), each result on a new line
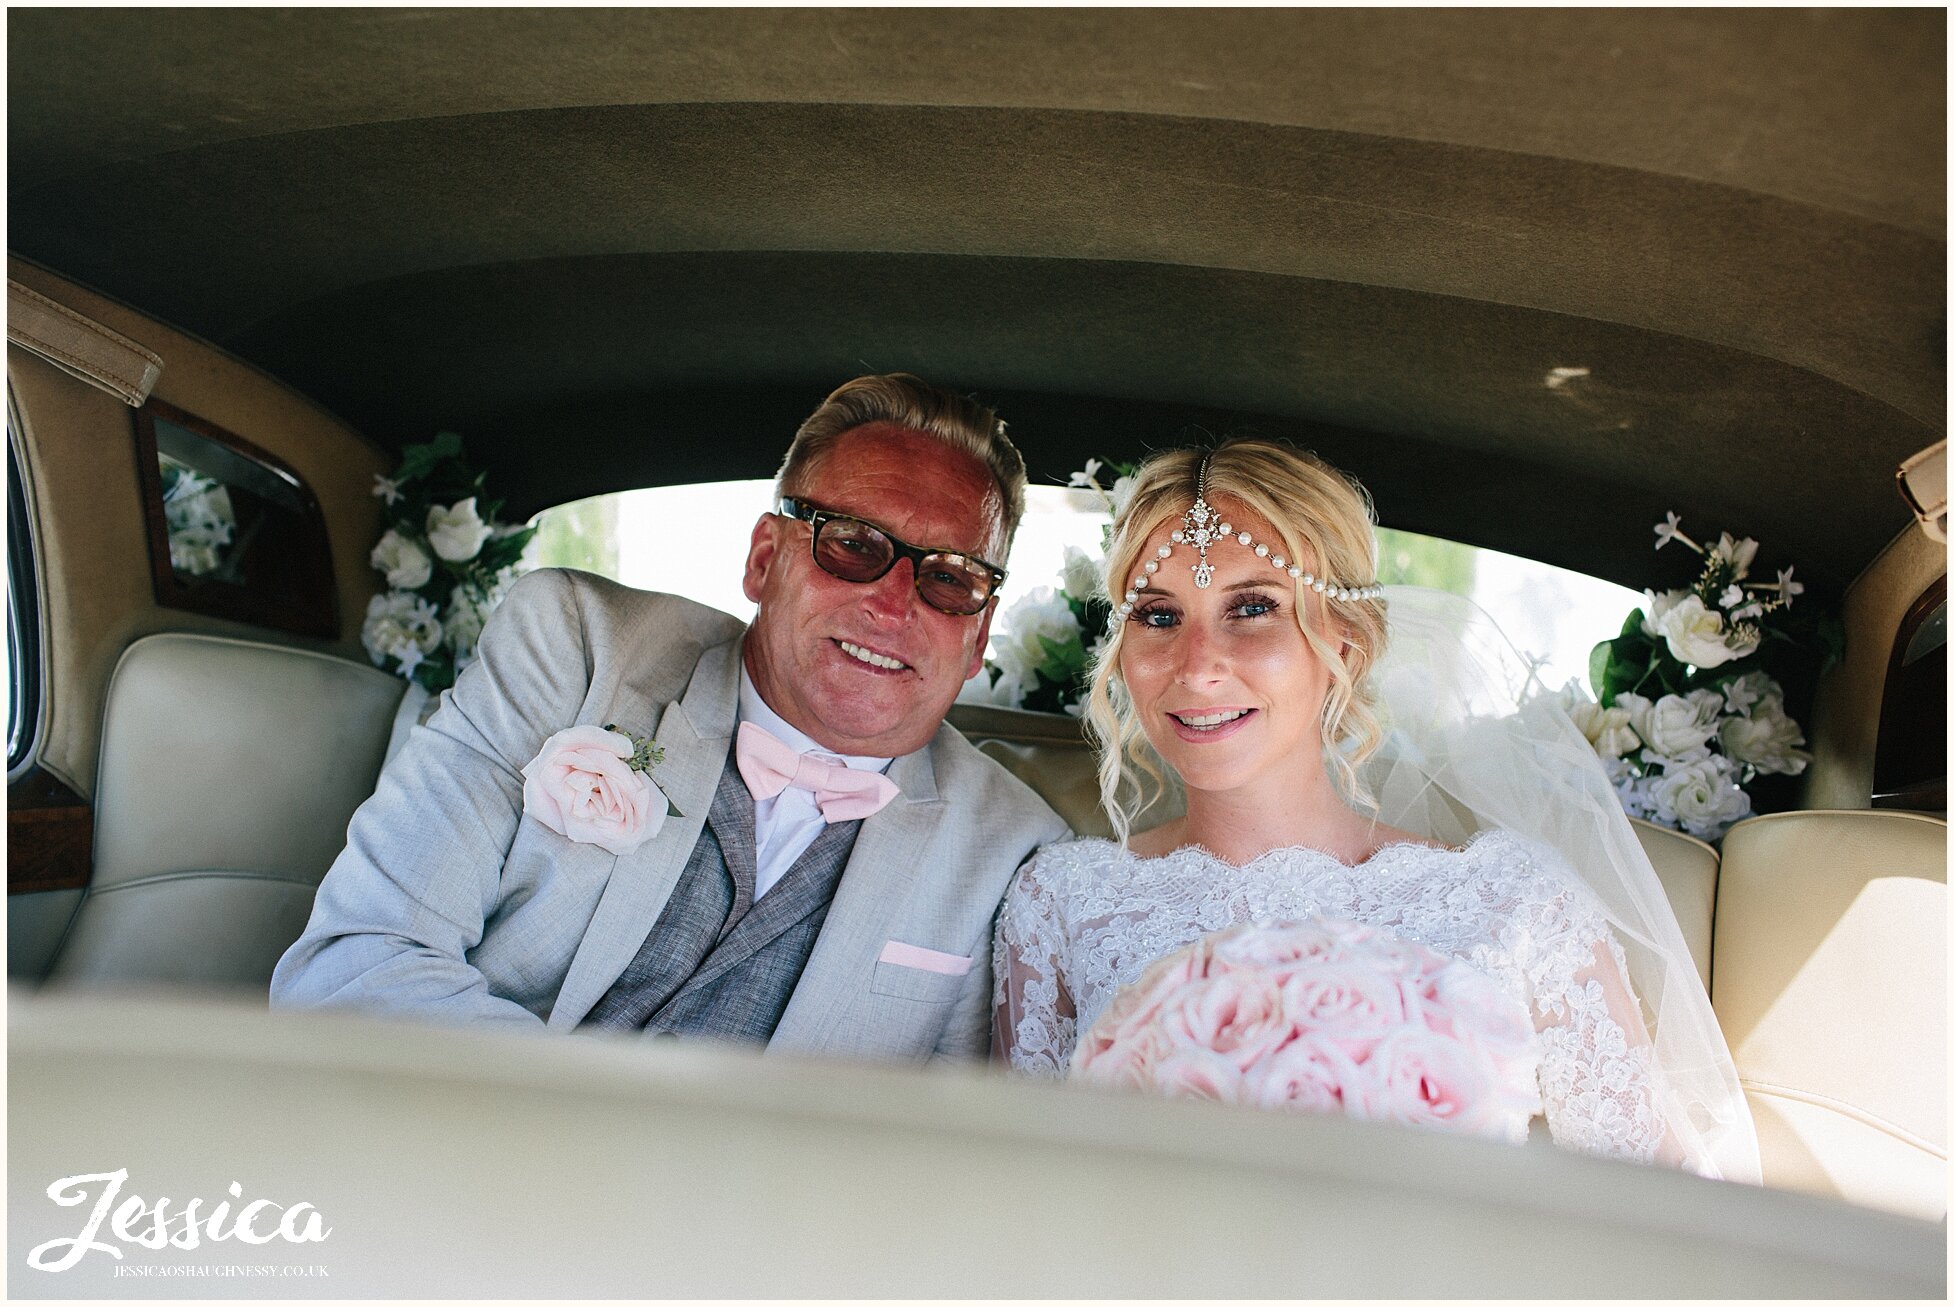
top-left (836, 638), bottom-right (912, 673)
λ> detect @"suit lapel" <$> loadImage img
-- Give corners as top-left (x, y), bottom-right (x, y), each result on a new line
top-left (547, 637), bottom-right (741, 1027)
top-left (704, 762), bottom-right (759, 938)
top-left (768, 739), bottom-right (943, 1052)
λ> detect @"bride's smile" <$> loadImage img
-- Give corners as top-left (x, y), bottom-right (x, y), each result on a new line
top-left (1119, 502), bottom-right (1336, 797)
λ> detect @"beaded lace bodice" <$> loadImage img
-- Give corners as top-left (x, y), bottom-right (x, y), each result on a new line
top-left (994, 830), bottom-right (1681, 1167)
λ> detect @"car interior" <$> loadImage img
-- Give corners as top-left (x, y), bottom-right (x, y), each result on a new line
top-left (6, 9), bottom-right (1946, 1297)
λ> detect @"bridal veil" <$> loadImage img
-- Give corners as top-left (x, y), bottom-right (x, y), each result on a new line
top-left (1357, 585), bottom-right (1762, 1183)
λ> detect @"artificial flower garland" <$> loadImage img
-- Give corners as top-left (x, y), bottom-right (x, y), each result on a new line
top-left (361, 431), bottom-right (536, 692)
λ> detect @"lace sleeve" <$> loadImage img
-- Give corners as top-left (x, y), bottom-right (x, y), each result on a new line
top-left (1526, 877), bottom-right (1694, 1172)
top-left (991, 852), bottom-right (1077, 1077)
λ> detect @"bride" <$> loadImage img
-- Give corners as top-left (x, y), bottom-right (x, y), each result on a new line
top-left (993, 438), bottom-right (1760, 1182)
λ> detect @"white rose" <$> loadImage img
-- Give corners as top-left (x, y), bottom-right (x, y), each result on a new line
top-left (986, 670), bottom-right (1030, 709)
top-left (370, 529), bottom-right (433, 589)
top-left (1650, 754), bottom-right (1752, 841)
top-left (1639, 589), bottom-right (1687, 640)
top-left (1720, 670), bottom-right (1779, 717)
top-left (168, 526), bottom-right (227, 576)
top-left (362, 591), bottom-right (443, 675)
top-left (1719, 699), bottom-right (1812, 776)
top-left (1710, 532), bottom-right (1760, 579)
top-left (1654, 593), bottom-right (1758, 668)
top-left (987, 607), bottom-right (1044, 686)
top-left (991, 586), bottom-right (1084, 684)
top-left (425, 497), bottom-right (494, 562)
top-left (162, 464), bottom-right (234, 532)
top-left (1567, 700), bottom-right (1640, 760)
top-left (1060, 545), bottom-right (1103, 604)
top-left (166, 483), bottom-right (236, 538)
top-left (1618, 690), bottom-right (1722, 761)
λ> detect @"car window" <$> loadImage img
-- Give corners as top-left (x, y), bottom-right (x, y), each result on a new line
top-left (133, 399), bottom-right (339, 638)
top-left (7, 403), bottom-right (42, 774)
top-left (1873, 577), bottom-right (1946, 809)
top-left (532, 482), bottom-right (1639, 690)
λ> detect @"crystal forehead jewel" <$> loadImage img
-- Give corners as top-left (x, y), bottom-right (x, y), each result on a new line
top-left (1110, 456), bottom-right (1385, 622)
top-left (1172, 454), bottom-right (1222, 590)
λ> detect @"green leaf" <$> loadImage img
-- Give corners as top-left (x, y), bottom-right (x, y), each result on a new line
top-left (602, 722), bottom-right (666, 773)
top-left (1588, 639), bottom-right (1616, 700)
top-left (475, 529), bottom-right (535, 574)
top-left (1035, 632), bottom-right (1087, 682)
top-left (411, 652), bottom-right (457, 694)
top-left (393, 431), bottom-right (466, 484)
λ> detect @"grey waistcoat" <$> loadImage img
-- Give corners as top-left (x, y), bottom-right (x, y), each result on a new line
top-left (580, 750), bottom-right (861, 1043)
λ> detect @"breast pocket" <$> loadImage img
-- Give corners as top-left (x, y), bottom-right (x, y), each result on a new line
top-left (868, 956), bottom-right (970, 1003)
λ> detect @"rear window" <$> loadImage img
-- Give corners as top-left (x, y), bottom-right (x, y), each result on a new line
top-left (532, 482), bottom-right (1638, 694)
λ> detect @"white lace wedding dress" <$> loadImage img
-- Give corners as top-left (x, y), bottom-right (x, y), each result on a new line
top-left (994, 829), bottom-right (1691, 1170)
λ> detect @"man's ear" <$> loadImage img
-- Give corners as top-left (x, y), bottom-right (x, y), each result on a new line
top-left (742, 513), bottom-right (782, 604)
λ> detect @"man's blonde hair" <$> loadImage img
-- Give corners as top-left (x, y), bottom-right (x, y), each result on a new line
top-left (776, 373), bottom-right (1027, 551)
top-left (1084, 437), bottom-right (1390, 841)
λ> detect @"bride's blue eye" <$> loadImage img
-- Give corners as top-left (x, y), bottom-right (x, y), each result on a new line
top-left (1231, 593), bottom-right (1279, 619)
top-left (1129, 604), bottom-right (1178, 629)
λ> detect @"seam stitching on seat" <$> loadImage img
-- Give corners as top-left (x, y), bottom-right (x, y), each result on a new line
top-left (1740, 1079), bottom-right (1947, 1157)
top-left (86, 870), bottom-right (319, 896)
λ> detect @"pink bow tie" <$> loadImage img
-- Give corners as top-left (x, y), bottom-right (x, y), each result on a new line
top-left (735, 720), bottom-right (899, 823)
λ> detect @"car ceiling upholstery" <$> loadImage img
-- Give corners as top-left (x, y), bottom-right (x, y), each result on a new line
top-left (8, 8), bottom-right (1944, 593)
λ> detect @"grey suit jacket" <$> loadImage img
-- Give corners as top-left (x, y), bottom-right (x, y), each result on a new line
top-left (271, 568), bottom-right (1070, 1060)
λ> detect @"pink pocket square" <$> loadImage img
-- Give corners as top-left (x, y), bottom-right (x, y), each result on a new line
top-left (877, 940), bottom-right (973, 976)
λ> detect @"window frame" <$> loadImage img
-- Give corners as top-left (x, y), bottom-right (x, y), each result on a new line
top-left (1871, 574), bottom-right (1946, 811)
top-left (7, 389), bottom-right (45, 779)
top-left (132, 396), bottom-right (339, 639)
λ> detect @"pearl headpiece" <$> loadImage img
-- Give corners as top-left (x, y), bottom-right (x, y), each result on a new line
top-left (1111, 453), bottom-right (1385, 621)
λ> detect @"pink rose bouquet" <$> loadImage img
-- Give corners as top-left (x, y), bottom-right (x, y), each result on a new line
top-left (1070, 919), bottom-right (1542, 1143)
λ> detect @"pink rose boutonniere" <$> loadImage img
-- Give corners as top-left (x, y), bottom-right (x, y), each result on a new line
top-left (520, 723), bottom-right (677, 856)
top-left (1071, 919), bottom-right (1542, 1145)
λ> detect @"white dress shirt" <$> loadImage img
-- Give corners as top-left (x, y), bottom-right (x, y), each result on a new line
top-left (737, 665), bottom-right (894, 900)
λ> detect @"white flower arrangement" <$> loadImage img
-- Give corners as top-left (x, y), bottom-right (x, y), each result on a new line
top-left (360, 431), bottom-right (535, 692)
top-left (963, 461), bottom-right (1130, 715)
top-left (159, 454), bottom-right (237, 578)
top-left (1580, 513), bottom-right (1837, 841)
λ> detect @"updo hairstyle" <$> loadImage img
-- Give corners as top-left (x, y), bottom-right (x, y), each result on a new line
top-left (1083, 437), bottom-right (1390, 840)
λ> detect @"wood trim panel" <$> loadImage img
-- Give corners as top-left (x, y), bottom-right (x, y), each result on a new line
top-left (8, 768), bottom-right (91, 893)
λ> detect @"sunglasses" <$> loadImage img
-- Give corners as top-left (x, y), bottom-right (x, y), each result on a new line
top-left (777, 497), bottom-right (1006, 616)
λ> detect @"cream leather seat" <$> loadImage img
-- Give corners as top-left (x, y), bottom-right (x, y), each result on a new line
top-left (1711, 809), bottom-right (1946, 1219)
top-left (45, 632), bottom-right (404, 991)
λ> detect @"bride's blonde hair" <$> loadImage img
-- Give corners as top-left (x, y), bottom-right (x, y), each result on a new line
top-left (1084, 438), bottom-right (1390, 842)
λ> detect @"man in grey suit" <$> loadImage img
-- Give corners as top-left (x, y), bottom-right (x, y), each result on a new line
top-left (272, 374), bottom-right (1069, 1060)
